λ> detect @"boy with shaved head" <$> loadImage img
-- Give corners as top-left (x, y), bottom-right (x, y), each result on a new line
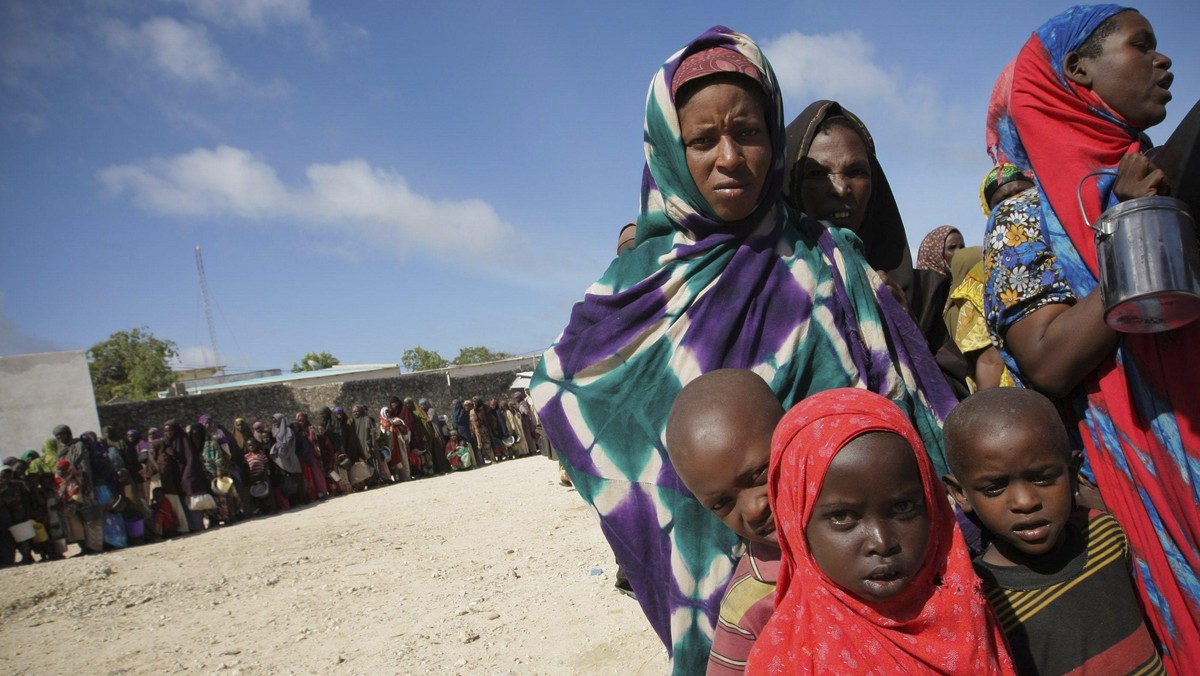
top-left (942, 388), bottom-right (1161, 674)
top-left (666, 369), bottom-right (784, 674)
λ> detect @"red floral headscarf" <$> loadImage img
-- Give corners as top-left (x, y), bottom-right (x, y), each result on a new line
top-left (748, 388), bottom-right (1013, 674)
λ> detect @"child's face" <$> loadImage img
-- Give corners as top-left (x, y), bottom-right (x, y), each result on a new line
top-left (945, 425), bottom-right (1076, 567)
top-left (807, 433), bottom-right (928, 603)
top-left (673, 422), bottom-right (776, 547)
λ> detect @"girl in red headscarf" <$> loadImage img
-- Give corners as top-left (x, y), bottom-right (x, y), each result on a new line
top-left (747, 388), bottom-right (1012, 674)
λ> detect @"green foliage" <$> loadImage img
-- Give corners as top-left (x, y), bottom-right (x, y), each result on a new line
top-left (451, 346), bottom-right (513, 365)
top-left (401, 347), bottom-right (449, 372)
top-left (291, 351), bottom-right (341, 372)
top-left (87, 327), bottom-right (179, 403)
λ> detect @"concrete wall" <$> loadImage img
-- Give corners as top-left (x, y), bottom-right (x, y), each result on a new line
top-left (98, 359), bottom-right (537, 431)
top-left (1, 351), bottom-right (101, 452)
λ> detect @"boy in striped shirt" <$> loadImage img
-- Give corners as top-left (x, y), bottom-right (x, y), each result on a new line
top-left (942, 388), bottom-right (1162, 674)
top-left (665, 370), bottom-right (784, 675)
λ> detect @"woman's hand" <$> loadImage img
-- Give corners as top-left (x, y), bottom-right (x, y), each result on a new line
top-left (1113, 152), bottom-right (1170, 201)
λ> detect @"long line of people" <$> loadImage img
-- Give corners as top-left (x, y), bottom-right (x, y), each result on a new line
top-left (1, 393), bottom-right (544, 565)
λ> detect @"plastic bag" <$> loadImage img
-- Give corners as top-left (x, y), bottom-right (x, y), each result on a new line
top-left (188, 493), bottom-right (218, 512)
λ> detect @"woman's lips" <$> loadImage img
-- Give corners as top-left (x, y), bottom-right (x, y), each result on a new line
top-left (713, 183), bottom-right (749, 197)
top-left (817, 207), bottom-right (853, 226)
top-left (1157, 74), bottom-right (1174, 102)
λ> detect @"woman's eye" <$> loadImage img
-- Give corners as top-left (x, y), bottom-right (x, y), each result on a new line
top-left (828, 511), bottom-right (854, 525)
top-left (710, 498), bottom-right (730, 514)
top-left (804, 168), bottom-right (828, 180)
top-left (686, 136), bottom-right (712, 148)
top-left (752, 465), bottom-right (768, 484)
top-left (893, 500), bottom-right (916, 515)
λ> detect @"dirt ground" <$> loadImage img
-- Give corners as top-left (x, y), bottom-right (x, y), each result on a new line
top-left (0, 457), bottom-right (667, 675)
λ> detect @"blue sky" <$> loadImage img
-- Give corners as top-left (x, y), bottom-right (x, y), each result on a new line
top-left (2, 1), bottom-right (1196, 373)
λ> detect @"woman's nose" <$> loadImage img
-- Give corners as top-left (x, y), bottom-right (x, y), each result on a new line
top-left (829, 173), bottom-right (851, 196)
top-left (715, 136), bottom-right (744, 169)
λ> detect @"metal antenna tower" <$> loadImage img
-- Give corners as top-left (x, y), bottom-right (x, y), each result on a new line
top-left (194, 245), bottom-right (221, 368)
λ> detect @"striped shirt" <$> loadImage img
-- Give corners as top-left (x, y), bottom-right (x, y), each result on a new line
top-left (708, 542), bottom-right (780, 675)
top-left (974, 510), bottom-right (1163, 675)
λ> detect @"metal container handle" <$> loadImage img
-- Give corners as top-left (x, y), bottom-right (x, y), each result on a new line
top-left (1078, 169), bottom-right (1119, 234)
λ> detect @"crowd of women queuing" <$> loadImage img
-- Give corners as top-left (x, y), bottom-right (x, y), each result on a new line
top-left (533, 5), bottom-right (1198, 674)
top-left (1, 392), bottom-right (544, 565)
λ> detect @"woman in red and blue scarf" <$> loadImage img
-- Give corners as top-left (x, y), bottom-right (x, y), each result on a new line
top-left (982, 5), bottom-right (1199, 668)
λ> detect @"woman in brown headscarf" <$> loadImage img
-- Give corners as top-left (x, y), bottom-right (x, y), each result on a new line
top-left (916, 225), bottom-right (964, 276)
top-left (785, 101), bottom-right (968, 397)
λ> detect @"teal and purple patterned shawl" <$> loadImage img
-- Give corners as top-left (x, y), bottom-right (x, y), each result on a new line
top-left (531, 26), bottom-right (955, 674)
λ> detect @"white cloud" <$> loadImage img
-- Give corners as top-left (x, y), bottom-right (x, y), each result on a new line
top-left (179, 0), bottom-right (315, 31)
top-left (173, 0), bottom-right (363, 54)
top-left (97, 145), bottom-right (516, 260)
top-left (101, 17), bottom-right (240, 89)
top-left (762, 30), bottom-right (938, 135)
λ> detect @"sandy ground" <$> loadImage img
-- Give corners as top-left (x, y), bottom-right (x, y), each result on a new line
top-left (0, 457), bottom-right (667, 675)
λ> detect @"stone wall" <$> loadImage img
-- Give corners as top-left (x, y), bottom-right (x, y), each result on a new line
top-left (98, 367), bottom-right (530, 433)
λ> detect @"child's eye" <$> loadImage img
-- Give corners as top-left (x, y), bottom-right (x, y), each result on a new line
top-left (709, 498), bottom-right (731, 515)
top-left (751, 465), bottom-right (768, 484)
top-left (892, 499), bottom-right (920, 516)
top-left (980, 484), bottom-right (1005, 497)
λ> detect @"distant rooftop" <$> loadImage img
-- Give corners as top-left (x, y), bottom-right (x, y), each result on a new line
top-left (185, 363), bottom-right (400, 395)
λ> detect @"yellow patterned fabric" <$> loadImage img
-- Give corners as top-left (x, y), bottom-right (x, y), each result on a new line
top-left (947, 262), bottom-right (1014, 389)
top-left (950, 267), bottom-right (991, 353)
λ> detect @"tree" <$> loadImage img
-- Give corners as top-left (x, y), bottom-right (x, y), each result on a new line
top-left (291, 351), bottom-right (340, 372)
top-left (452, 346), bottom-right (513, 365)
top-left (88, 327), bottom-right (179, 403)
top-left (402, 347), bottom-right (449, 372)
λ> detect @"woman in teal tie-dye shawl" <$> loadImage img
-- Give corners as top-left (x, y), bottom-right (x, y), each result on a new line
top-left (531, 26), bottom-right (956, 673)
